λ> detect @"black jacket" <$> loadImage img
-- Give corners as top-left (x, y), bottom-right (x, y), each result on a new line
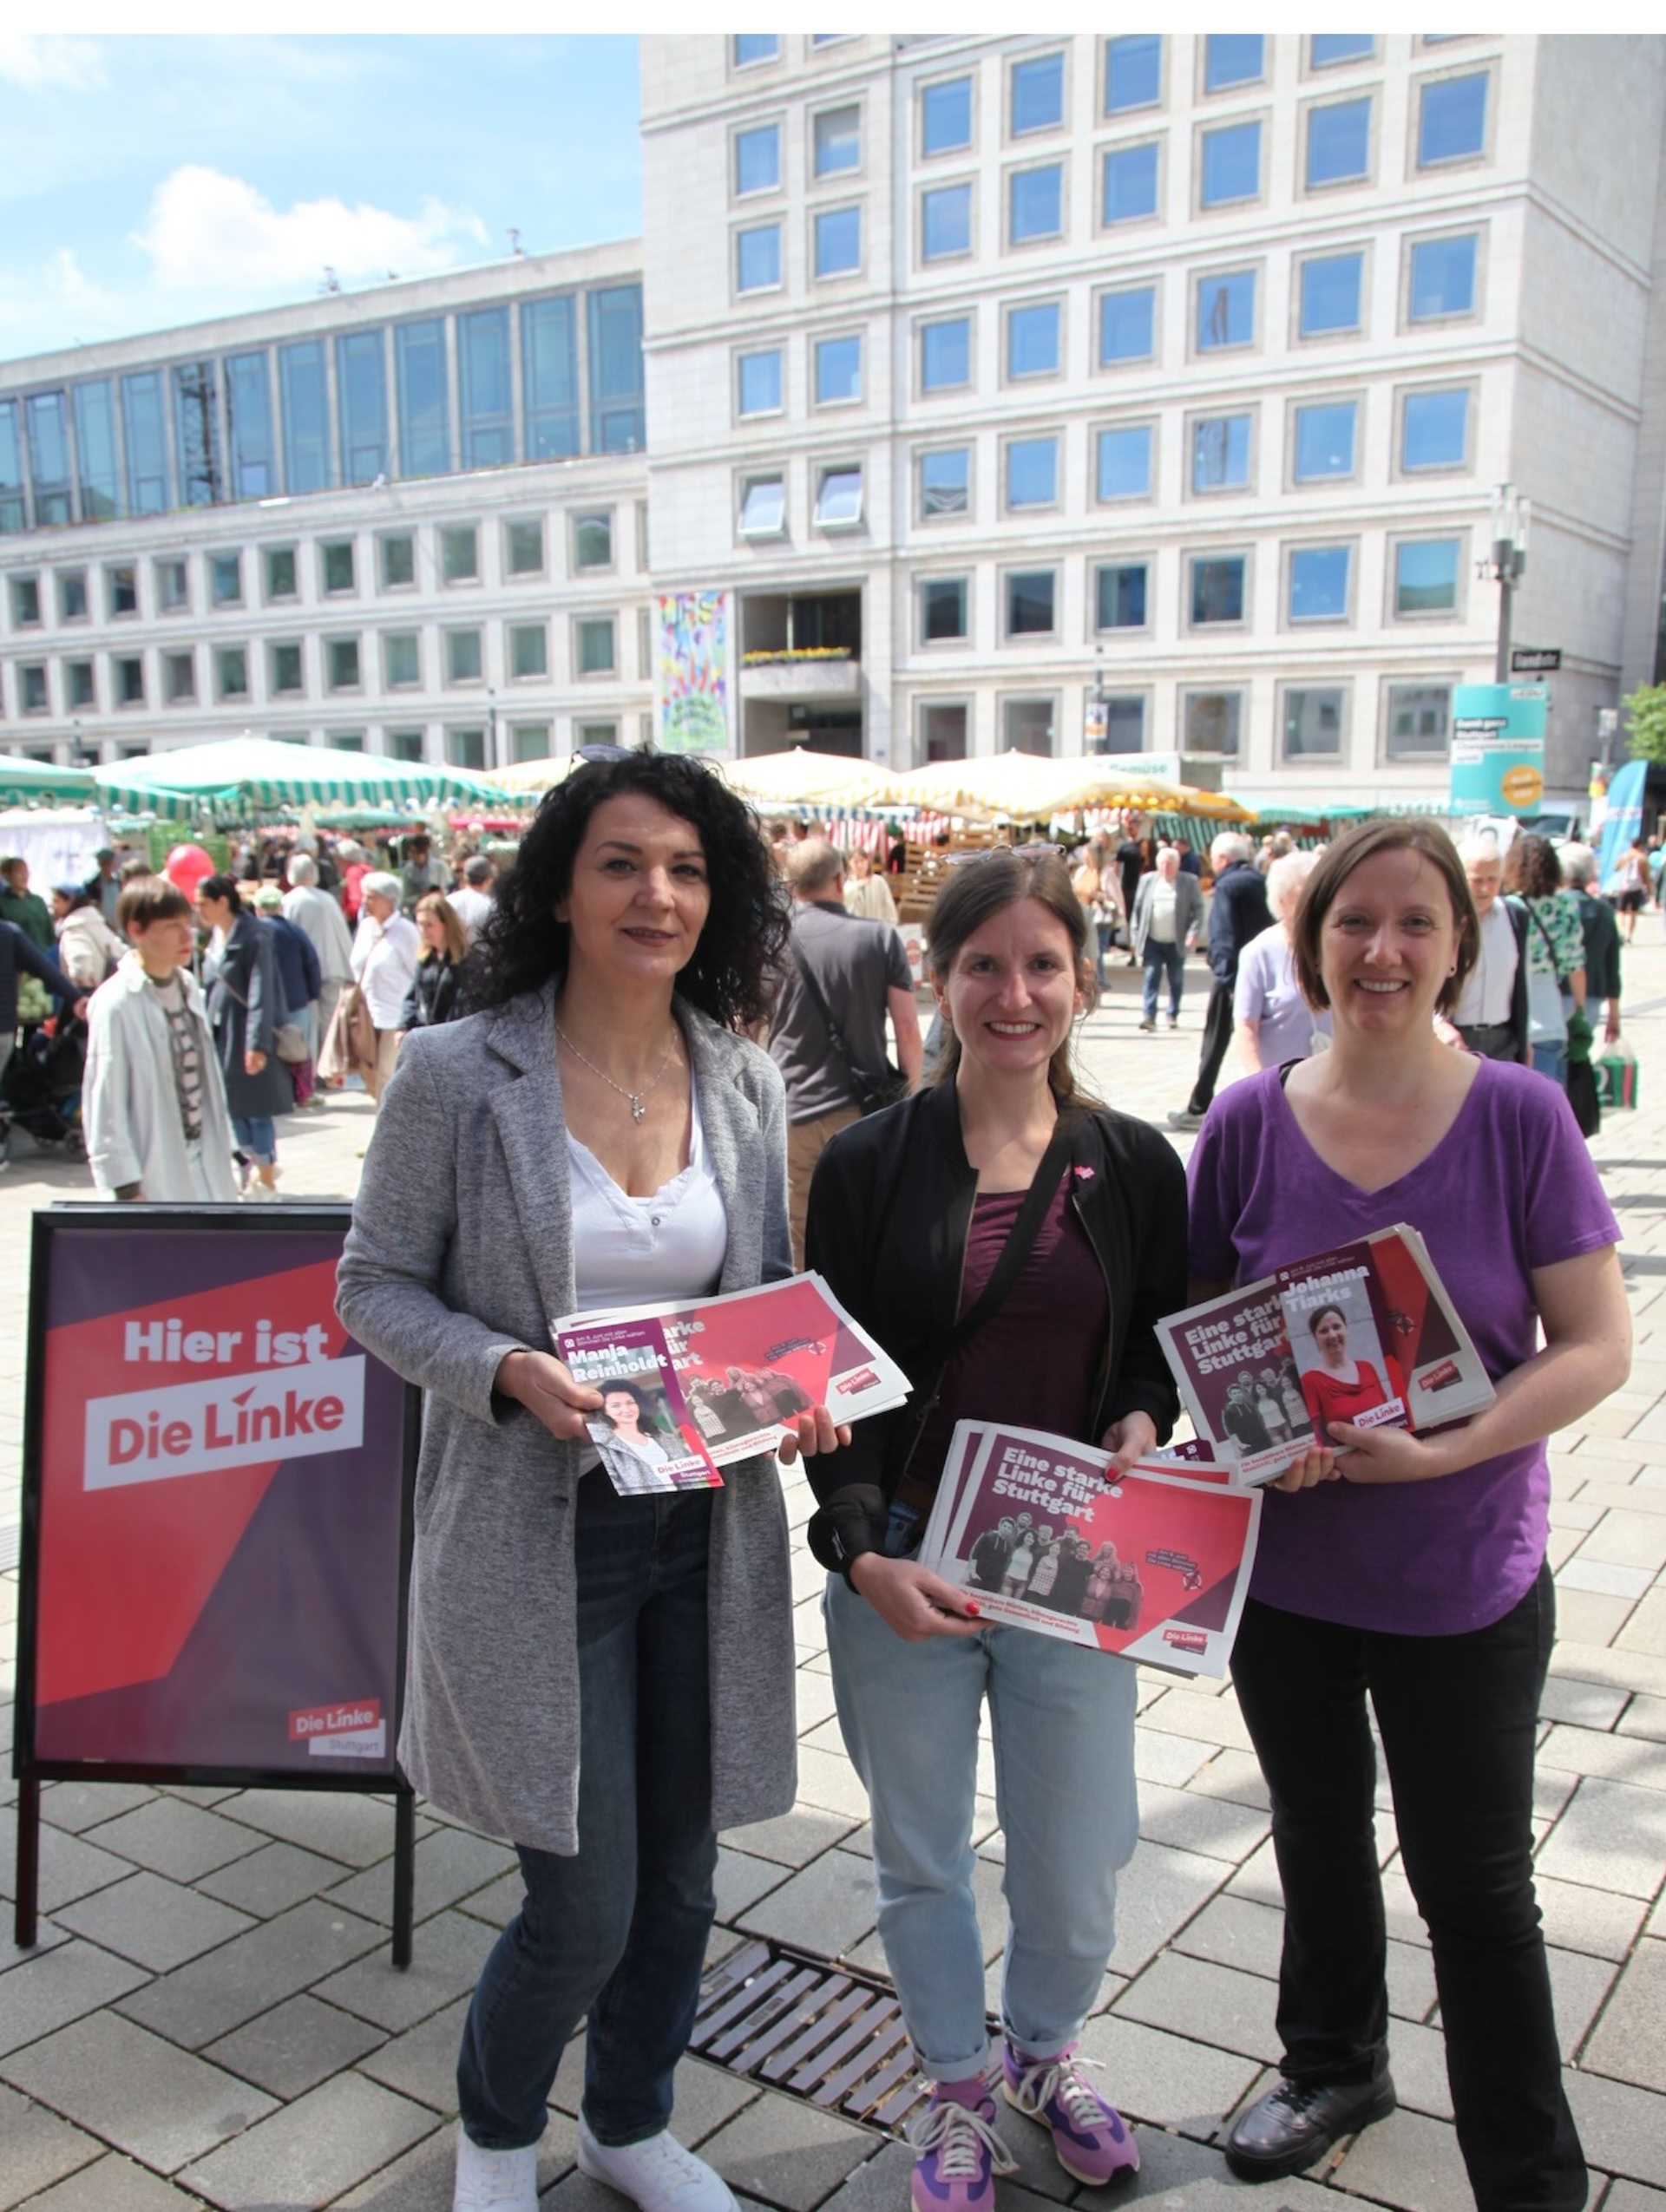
top-left (1205, 861), bottom-right (1273, 985)
top-left (0, 920), bottom-right (78, 1033)
top-left (802, 1080), bottom-right (1186, 1578)
top-left (400, 952), bottom-right (469, 1031)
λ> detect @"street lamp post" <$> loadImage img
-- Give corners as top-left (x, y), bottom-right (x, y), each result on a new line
top-left (1483, 482), bottom-right (1530, 683)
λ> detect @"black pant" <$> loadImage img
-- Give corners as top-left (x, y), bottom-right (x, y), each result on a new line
top-left (1185, 978), bottom-right (1236, 1115)
top-left (1230, 1565), bottom-right (1584, 2212)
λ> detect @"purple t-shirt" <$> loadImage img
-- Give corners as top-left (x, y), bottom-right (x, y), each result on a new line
top-left (1187, 1060), bottom-right (1619, 1634)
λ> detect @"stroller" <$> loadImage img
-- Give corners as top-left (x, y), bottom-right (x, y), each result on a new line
top-left (0, 1015), bottom-right (89, 1168)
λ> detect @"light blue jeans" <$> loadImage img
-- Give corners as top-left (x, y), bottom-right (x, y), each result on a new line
top-left (824, 1571), bottom-right (1138, 2078)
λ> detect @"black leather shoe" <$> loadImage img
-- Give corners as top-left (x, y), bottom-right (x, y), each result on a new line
top-left (1223, 2072), bottom-right (1396, 2181)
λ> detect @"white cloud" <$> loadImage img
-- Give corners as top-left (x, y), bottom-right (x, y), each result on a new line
top-left (131, 164), bottom-right (490, 297)
top-left (0, 36), bottom-right (105, 92)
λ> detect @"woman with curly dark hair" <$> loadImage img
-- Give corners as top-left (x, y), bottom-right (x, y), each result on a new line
top-left (338, 748), bottom-right (843, 2212)
top-left (1505, 834), bottom-right (1587, 1091)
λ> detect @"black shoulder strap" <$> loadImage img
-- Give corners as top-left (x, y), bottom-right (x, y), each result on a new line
top-left (938, 1109), bottom-right (1080, 1361)
top-left (790, 935), bottom-right (873, 1098)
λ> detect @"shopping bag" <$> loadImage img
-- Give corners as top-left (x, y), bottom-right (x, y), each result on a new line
top-left (1594, 1042), bottom-right (1638, 1110)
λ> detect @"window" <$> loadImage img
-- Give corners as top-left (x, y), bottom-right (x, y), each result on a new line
top-left (1204, 35), bottom-right (1263, 91)
top-left (327, 637), bottom-right (362, 690)
top-left (215, 647), bottom-right (249, 701)
top-left (1003, 697), bottom-right (1056, 754)
top-left (814, 105), bottom-right (861, 177)
top-left (1095, 562), bottom-right (1149, 631)
top-left (1102, 142), bottom-right (1159, 224)
top-left (1096, 424), bottom-right (1153, 501)
top-left (733, 35), bottom-right (778, 66)
top-left (922, 182), bottom-right (972, 261)
top-left (1007, 302), bottom-right (1061, 379)
top-left (384, 633), bottom-right (420, 688)
top-left (739, 476), bottom-right (786, 537)
top-left (57, 571), bottom-right (87, 622)
top-left (506, 519), bottom-right (545, 577)
top-left (379, 533), bottom-right (415, 591)
top-left (590, 281), bottom-right (647, 455)
top-left (1307, 95), bottom-right (1371, 187)
top-left (108, 566), bottom-right (138, 618)
top-left (279, 341), bottom-right (330, 494)
top-left (67, 660), bottom-right (95, 709)
top-left (115, 655), bottom-right (145, 707)
top-left (1197, 268), bottom-right (1256, 350)
top-left (1394, 538), bottom-right (1460, 616)
top-left (922, 577), bottom-right (969, 643)
top-left (209, 552), bottom-right (242, 607)
top-left (814, 206), bottom-right (862, 278)
top-left (1292, 399), bottom-right (1358, 481)
top-left (736, 123), bottom-right (781, 196)
top-left (1099, 285), bottom-right (1157, 364)
top-left (336, 329), bottom-right (388, 485)
top-left (446, 629), bottom-right (483, 684)
top-left (1191, 412), bottom-right (1252, 492)
top-left (922, 703), bottom-right (969, 762)
top-left (163, 651), bottom-right (196, 705)
top-left (636, 503), bottom-right (650, 570)
top-left (322, 540), bottom-right (356, 594)
top-left (10, 576), bottom-right (41, 626)
top-left (1183, 689), bottom-right (1242, 756)
top-left (575, 720), bottom-right (620, 749)
top-left (510, 723), bottom-right (550, 764)
top-left (920, 448), bottom-right (970, 520)
top-left (1200, 120), bottom-right (1262, 206)
top-left (396, 319), bottom-right (449, 478)
top-left (1190, 555), bottom-right (1246, 625)
top-left (575, 616), bottom-right (617, 675)
top-left (448, 727), bottom-right (487, 771)
top-left (815, 468), bottom-right (864, 528)
top-left (1401, 387), bottom-right (1470, 472)
top-left (509, 623), bottom-right (548, 679)
top-left (738, 349), bottom-right (784, 419)
top-left (154, 559), bottom-right (187, 614)
top-left (736, 223), bottom-right (782, 293)
top-left (73, 382), bottom-right (120, 519)
top-left (265, 546), bottom-right (298, 601)
top-left (574, 512), bottom-right (613, 571)
top-left (0, 400), bottom-right (23, 534)
top-left (1409, 232), bottom-right (1479, 322)
top-left (270, 642), bottom-right (304, 694)
top-left (1418, 72), bottom-right (1488, 167)
top-left (1005, 435), bottom-right (1059, 510)
top-left (459, 307), bottom-right (513, 468)
top-left (1105, 35), bottom-right (1161, 114)
top-left (434, 525), bottom-right (476, 586)
top-left (1289, 545), bottom-right (1352, 623)
top-left (1009, 163), bottom-right (1063, 243)
top-left (1006, 570), bottom-right (1057, 637)
top-left (1298, 250), bottom-right (1364, 337)
top-left (921, 317), bottom-right (972, 392)
top-left (1011, 52), bottom-right (1064, 135)
top-left (921, 75), bottom-right (972, 156)
top-left (388, 729), bottom-right (426, 763)
top-left (327, 730), bottom-right (365, 753)
top-left (121, 370), bottom-right (172, 515)
top-left (1090, 694), bottom-right (1148, 754)
top-left (1282, 686), bottom-right (1345, 760)
top-left (23, 391), bottom-right (73, 525)
top-left (523, 295), bottom-right (580, 460)
top-left (21, 665), bottom-right (49, 713)
top-left (815, 335), bottom-right (863, 405)
top-left (1386, 683), bottom-right (1452, 759)
top-left (1310, 35), bottom-right (1374, 67)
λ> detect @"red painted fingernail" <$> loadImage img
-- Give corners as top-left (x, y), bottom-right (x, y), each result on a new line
top-left (964, 1601), bottom-right (981, 1617)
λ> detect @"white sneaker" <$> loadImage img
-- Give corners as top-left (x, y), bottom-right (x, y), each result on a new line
top-left (454, 2126), bottom-right (538, 2211)
top-left (577, 2117), bottom-right (737, 2212)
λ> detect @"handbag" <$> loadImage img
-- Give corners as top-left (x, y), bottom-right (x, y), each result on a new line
top-left (1566, 1057), bottom-right (1601, 1140)
top-left (790, 942), bottom-right (908, 1115)
top-left (1525, 909), bottom-right (1568, 1048)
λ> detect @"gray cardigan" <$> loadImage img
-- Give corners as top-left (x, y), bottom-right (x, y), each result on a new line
top-left (336, 982), bottom-right (799, 1855)
top-left (1130, 870), bottom-right (1204, 962)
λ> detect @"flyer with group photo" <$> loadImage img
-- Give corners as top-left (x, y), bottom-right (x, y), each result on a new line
top-left (552, 1273), bottom-right (912, 1476)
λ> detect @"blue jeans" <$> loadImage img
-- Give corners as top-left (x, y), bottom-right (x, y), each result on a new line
top-left (1530, 1042), bottom-right (1567, 1090)
top-left (1142, 941), bottom-right (1185, 1023)
top-left (823, 1572), bottom-right (1138, 2078)
top-left (232, 1116), bottom-right (277, 1165)
top-left (457, 1479), bottom-right (717, 2150)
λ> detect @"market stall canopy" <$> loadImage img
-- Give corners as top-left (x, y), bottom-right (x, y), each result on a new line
top-left (489, 754), bottom-right (587, 798)
top-left (0, 758), bottom-right (98, 808)
top-left (893, 751), bottom-right (1252, 824)
top-left (716, 747), bottom-right (901, 809)
top-left (92, 737), bottom-right (508, 819)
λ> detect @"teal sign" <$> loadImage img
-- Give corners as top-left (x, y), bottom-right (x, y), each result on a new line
top-left (1448, 684), bottom-right (1549, 816)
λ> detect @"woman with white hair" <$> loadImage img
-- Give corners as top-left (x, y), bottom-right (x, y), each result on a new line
top-left (1234, 850), bottom-right (1329, 1073)
top-left (351, 872), bottom-right (421, 1103)
top-left (1436, 828), bottom-right (1531, 1064)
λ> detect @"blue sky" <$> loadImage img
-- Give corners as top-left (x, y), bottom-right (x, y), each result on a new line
top-left (0, 34), bottom-right (642, 365)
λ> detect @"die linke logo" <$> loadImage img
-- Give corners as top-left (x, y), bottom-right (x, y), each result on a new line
top-left (288, 1698), bottom-right (387, 1760)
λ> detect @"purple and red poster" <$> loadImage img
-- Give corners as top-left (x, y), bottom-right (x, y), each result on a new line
top-left (21, 1209), bottom-right (412, 1779)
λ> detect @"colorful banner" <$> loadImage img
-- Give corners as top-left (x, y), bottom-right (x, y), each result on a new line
top-left (21, 1209), bottom-right (412, 1777)
top-left (655, 590), bottom-right (733, 755)
top-left (1594, 758), bottom-right (1648, 895)
top-left (1449, 684), bottom-right (1550, 816)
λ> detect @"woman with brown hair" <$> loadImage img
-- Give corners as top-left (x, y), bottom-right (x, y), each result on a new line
top-left (400, 891), bottom-right (474, 1031)
top-left (1505, 834), bottom-right (1587, 1092)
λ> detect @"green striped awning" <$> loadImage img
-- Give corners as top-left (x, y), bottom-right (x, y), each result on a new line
top-left (92, 736), bottom-right (508, 820)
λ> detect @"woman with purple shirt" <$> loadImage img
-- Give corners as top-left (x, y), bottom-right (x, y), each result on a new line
top-left (1189, 818), bottom-right (1629, 2209)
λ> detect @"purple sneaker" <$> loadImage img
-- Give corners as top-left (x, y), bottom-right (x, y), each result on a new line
top-left (1002, 2041), bottom-right (1139, 2186)
top-left (908, 2082), bottom-right (1017, 2212)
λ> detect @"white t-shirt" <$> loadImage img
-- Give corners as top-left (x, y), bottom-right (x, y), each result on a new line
top-left (1451, 899), bottom-right (1518, 1028)
top-left (1147, 882), bottom-right (1180, 944)
top-left (449, 887), bottom-right (495, 940)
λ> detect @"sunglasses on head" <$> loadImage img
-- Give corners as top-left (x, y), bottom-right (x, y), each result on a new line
top-left (947, 841), bottom-right (1066, 868)
top-left (573, 742), bottom-right (633, 766)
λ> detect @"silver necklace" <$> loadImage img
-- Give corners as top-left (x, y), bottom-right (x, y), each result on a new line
top-left (554, 1022), bottom-right (679, 1123)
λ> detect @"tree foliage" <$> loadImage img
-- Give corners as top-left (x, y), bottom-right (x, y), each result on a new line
top-left (1624, 683), bottom-right (1666, 766)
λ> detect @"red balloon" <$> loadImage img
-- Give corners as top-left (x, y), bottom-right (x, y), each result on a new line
top-left (165, 843), bottom-right (214, 893)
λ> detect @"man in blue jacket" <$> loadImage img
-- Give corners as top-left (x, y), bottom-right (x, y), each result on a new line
top-left (1168, 834), bottom-right (1271, 1131)
top-left (253, 885), bottom-right (322, 1067)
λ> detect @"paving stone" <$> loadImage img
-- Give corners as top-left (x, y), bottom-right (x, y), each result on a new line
top-left (790, 1671), bottom-right (843, 1735)
top-left (0, 1821), bottom-right (134, 1915)
top-left (357, 1994), bottom-right (469, 2113)
top-left (1131, 1729), bottom-right (1218, 1789)
top-left (1329, 2104), bottom-right (1472, 2212)
top-left (1620, 1590), bottom-right (1666, 1657)
top-left (38, 1782), bottom-right (157, 1836)
top-left (1545, 1943), bottom-right (1621, 2059)
top-left (1115, 2119), bottom-right (1337, 2209)
top-left (213, 1786), bottom-right (415, 1868)
top-left (77, 1799), bottom-right (263, 1885)
top-left (313, 1906), bottom-right (496, 2033)
top-left (716, 1846), bottom-right (792, 1924)
top-left (1579, 1512), bottom-right (1666, 1573)
top-left (699, 2089), bottom-right (879, 2211)
top-left (1537, 1777), bottom-right (1666, 1899)
top-left (1557, 1589), bottom-right (1642, 1646)
top-left (1224, 1836), bottom-right (1285, 1913)
top-left (1552, 1642), bottom-right (1666, 1701)
top-left (196, 1839), bottom-right (351, 1920)
top-left (323, 1826), bottom-right (518, 1927)
top-left (1112, 1951), bottom-right (1278, 2061)
top-left (1559, 1560), bottom-right (1657, 1600)
top-left (1539, 1725), bottom-right (1666, 1790)
top-left (0, 1921), bottom-right (71, 1977)
top-left (1171, 1894), bottom-right (1438, 2023)
top-left (1076, 2011), bottom-right (1262, 2139)
top-left (1136, 1692), bottom-right (1253, 1752)
top-left (1583, 1940), bottom-right (1666, 2091)
top-left (792, 1746), bottom-right (871, 1823)
top-left (0, 2079), bottom-right (104, 2209)
top-left (1106, 1841), bottom-right (1227, 1976)
top-left (338, 2117), bottom-right (577, 2209)
top-left (810, 2140), bottom-right (920, 2212)
top-left (1533, 1875), bottom-right (1650, 1961)
top-left (721, 1808), bottom-right (859, 1868)
top-left (14, 2154), bottom-right (203, 2209)
top-left (1184, 1749), bottom-right (1272, 1812)
top-left (116, 1898), bottom-right (385, 2050)
top-left (1619, 1695), bottom-right (1666, 1744)
top-left (1601, 2184), bottom-right (1666, 2212)
top-left (453, 1868), bottom-right (523, 1931)
top-left (0, 2011), bottom-right (276, 2173)
top-left (52, 1870), bottom-right (254, 1973)
top-left (0, 1938), bottom-right (149, 2060)
top-left (668, 2052), bottom-right (766, 2149)
top-left (1564, 2067), bottom-right (1666, 2189)
top-left (1136, 1781), bottom-right (1270, 1864)
top-left (738, 1850), bottom-right (876, 1959)
top-left (204, 1991), bottom-right (388, 2100)
top-left (177, 2069), bottom-right (439, 2208)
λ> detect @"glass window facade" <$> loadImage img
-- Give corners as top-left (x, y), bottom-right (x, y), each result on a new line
top-left (815, 106), bottom-right (861, 176)
top-left (67, 659), bottom-right (95, 708)
top-left (1201, 121), bottom-right (1262, 206)
top-left (328, 637), bottom-right (361, 690)
top-left (172, 363), bottom-right (221, 507)
top-left (1419, 73), bottom-right (1488, 166)
top-left (155, 558), bottom-right (187, 612)
top-left (739, 477), bottom-right (785, 535)
top-left (738, 349), bottom-right (783, 416)
top-left (574, 512), bottom-right (613, 569)
top-left (73, 382), bottom-right (120, 520)
top-left (1006, 436), bottom-right (1059, 508)
top-left (1011, 53), bottom-right (1065, 134)
top-left (922, 703), bottom-right (969, 762)
top-left (922, 183), bottom-right (973, 260)
top-left (446, 628), bottom-right (484, 683)
top-left (523, 296), bottom-right (580, 461)
top-left (1103, 142), bottom-right (1159, 224)
top-left (459, 307), bottom-right (513, 468)
top-left (1402, 387), bottom-right (1469, 470)
top-left (1197, 269), bottom-right (1256, 349)
top-left (271, 641), bottom-right (304, 693)
top-left (28, 391), bottom-right (73, 524)
top-left (397, 320), bottom-right (450, 477)
top-left (509, 623), bottom-right (548, 677)
top-left (736, 123), bottom-right (781, 195)
top-left (216, 646), bottom-right (249, 699)
top-left (1282, 687), bottom-right (1344, 758)
top-left (266, 546), bottom-right (298, 599)
top-left (1006, 571), bottom-right (1057, 635)
top-left (1192, 414), bottom-right (1252, 491)
top-left (734, 35), bottom-right (778, 66)
top-left (1205, 36), bottom-right (1263, 90)
top-left (922, 317), bottom-right (972, 392)
top-left (1097, 424), bottom-right (1153, 500)
top-left (1299, 251), bottom-right (1364, 336)
top-left (1096, 562), bottom-right (1148, 630)
top-left (1099, 285), bottom-right (1157, 363)
top-left (384, 633), bottom-right (420, 687)
top-left (506, 519), bottom-right (544, 574)
top-left (922, 577), bottom-right (968, 641)
top-left (922, 76), bottom-right (973, 155)
top-left (1184, 689), bottom-right (1242, 754)
top-left (1010, 164), bottom-right (1063, 241)
top-left (1105, 36), bottom-right (1161, 114)
top-left (442, 525), bottom-right (478, 584)
top-left (58, 570), bottom-right (88, 621)
top-left (1308, 96), bottom-right (1371, 186)
top-left (222, 352), bottom-right (274, 500)
top-left (576, 616), bottom-right (616, 674)
top-left (0, 401), bottom-right (24, 533)
top-left (1007, 303), bottom-right (1060, 378)
top-left (816, 468), bottom-right (864, 527)
top-left (1394, 538), bottom-right (1460, 614)
top-left (1190, 556), bottom-right (1246, 624)
top-left (1293, 399), bottom-right (1358, 480)
top-left (1387, 683), bottom-right (1451, 757)
top-left (815, 335), bottom-right (862, 405)
top-left (380, 534), bottom-right (414, 589)
top-left (1092, 696), bottom-right (1147, 754)
top-left (1289, 545), bottom-right (1351, 621)
top-left (279, 342), bottom-right (331, 495)
top-left (1409, 234), bottom-right (1479, 320)
top-left (1311, 36), bottom-right (1374, 67)
top-left (737, 224), bottom-right (782, 292)
top-left (921, 448), bottom-right (970, 518)
top-left (322, 540), bottom-right (356, 593)
top-left (1004, 697), bottom-right (1055, 752)
top-left (587, 285), bottom-right (646, 452)
top-left (815, 206), bottom-right (863, 278)
top-left (210, 552), bottom-right (242, 605)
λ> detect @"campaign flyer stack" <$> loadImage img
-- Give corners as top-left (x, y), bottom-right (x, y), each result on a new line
top-left (553, 1273), bottom-right (912, 1496)
top-left (1157, 1225), bottom-right (1494, 1484)
top-left (918, 1421), bottom-right (1259, 1679)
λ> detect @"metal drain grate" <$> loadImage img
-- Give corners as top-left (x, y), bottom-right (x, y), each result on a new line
top-left (692, 1940), bottom-right (941, 2133)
